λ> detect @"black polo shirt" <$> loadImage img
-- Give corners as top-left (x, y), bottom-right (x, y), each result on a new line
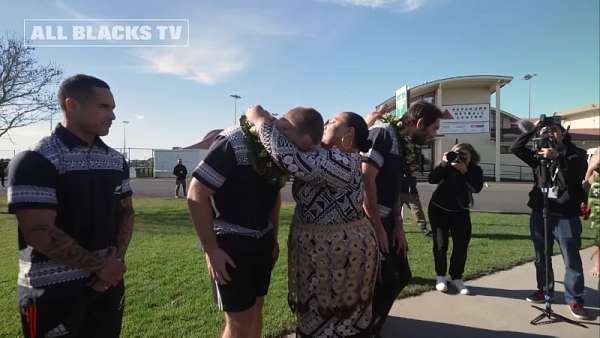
top-left (7, 124), bottom-right (132, 288)
top-left (362, 123), bottom-right (404, 217)
top-left (192, 127), bottom-right (280, 237)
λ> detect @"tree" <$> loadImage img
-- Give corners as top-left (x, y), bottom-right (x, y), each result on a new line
top-left (0, 35), bottom-right (62, 139)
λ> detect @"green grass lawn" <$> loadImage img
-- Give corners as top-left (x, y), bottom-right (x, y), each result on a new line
top-left (0, 197), bottom-right (596, 337)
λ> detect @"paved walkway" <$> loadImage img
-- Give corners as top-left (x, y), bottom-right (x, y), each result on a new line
top-left (383, 246), bottom-right (600, 338)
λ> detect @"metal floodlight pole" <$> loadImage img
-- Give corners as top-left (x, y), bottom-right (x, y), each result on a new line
top-left (522, 73), bottom-right (537, 119)
top-left (122, 120), bottom-right (130, 156)
top-left (230, 94), bottom-right (242, 125)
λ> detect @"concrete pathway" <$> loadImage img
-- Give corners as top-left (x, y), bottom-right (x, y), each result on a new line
top-left (383, 247), bottom-right (600, 338)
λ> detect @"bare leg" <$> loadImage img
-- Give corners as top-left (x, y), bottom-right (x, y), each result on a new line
top-left (591, 246), bottom-right (600, 278)
top-left (222, 305), bottom-right (256, 338)
top-left (251, 297), bottom-right (264, 338)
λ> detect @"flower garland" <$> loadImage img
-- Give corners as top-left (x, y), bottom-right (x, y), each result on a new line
top-left (380, 114), bottom-right (421, 176)
top-left (239, 116), bottom-right (288, 187)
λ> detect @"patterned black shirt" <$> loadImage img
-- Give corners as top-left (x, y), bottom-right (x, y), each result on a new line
top-left (192, 127), bottom-right (280, 237)
top-left (258, 119), bottom-right (365, 225)
top-left (362, 123), bottom-right (404, 218)
top-left (7, 124), bottom-right (132, 288)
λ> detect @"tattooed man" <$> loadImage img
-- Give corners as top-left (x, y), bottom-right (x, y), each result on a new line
top-left (8, 74), bottom-right (134, 338)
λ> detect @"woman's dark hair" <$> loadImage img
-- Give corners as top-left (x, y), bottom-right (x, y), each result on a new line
top-left (452, 143), bottom-right (481, 165)
top-left (342, 112), bottom-right (372, 152)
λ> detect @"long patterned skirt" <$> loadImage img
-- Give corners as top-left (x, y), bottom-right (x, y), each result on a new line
top-left (287, 218), bottom-right (379, 337)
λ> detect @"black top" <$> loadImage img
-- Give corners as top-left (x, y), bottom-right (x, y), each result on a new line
top-left (362, 124), bottom-right (403, 217)
top-left (429, 163), bottom-right (484, 212)
top-left (192, 127), bottom-right (280, 234)
top-left (7, 124), bottom-right (132, 287)
top-left (510, 129), bottom-right (587, 216)
top-left (173, 164), bottom-right (188, 180)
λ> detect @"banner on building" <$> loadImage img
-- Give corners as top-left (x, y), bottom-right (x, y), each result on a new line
top-left (439, 103), bottom-right (490, 134)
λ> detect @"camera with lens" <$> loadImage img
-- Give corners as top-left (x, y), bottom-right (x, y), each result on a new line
top-left (533, 114), bottom-right (561, 151)
top-left (445, 151), bottom-right (461, 164)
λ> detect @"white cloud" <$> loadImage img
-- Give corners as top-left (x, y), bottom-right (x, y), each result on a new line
top-left (133, 43), bottom-right (248, 85)
top-left (135, 114), bottom-right (145, 120)
top-left (321, 0), bottom-right (425, 11)
top-left (54, 0), bottom-right (88, 19)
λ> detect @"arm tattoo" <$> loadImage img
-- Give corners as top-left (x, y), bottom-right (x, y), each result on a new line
top-left (30, 224), bottom-right (104, 273)
top-left (116, 198), bottom-right (135, 259)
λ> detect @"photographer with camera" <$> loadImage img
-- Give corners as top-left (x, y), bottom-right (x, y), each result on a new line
top-left (428, 143), bottom-right (484, 295)
top-left (511, 117), bottom-right (589, 319)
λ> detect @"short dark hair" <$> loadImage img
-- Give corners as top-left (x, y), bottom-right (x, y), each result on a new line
top-left (283, 107), bottom-right (324, 145)
top-left (401, 101), bottom-right (442, 127)
top-left (342, 112), bottom-right (372, 152)
top-left (57, 74), bottom-right (110, 111)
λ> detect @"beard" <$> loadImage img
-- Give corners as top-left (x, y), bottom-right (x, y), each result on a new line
top-left (410, 127), bottom-right (436, 145)
top-left (411, 132), bottom-right (429, 145)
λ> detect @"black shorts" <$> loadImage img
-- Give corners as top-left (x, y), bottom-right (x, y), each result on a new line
top-left (176, 178), bottom-right (186, 186)
top-left (18, 279), bottom-right (125, 338)
top-left (213, 231), bottom-right (275, 313)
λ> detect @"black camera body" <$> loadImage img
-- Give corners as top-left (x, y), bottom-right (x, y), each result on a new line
top-left (533, 114), bottom-right (561, 151)
top-left (446, 151), bottom-right (461, 164)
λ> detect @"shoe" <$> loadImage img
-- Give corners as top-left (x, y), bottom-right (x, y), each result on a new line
top-left (450, 279), bottom-right (470, 295)
top-left (421, 227), bottom-right (432, 236)
top-left (435, 276), bottom-right (447, 292)
top-left (569, 303), bottom-right (589, 320)
top-left (526, 290), bottom-right (550, 303)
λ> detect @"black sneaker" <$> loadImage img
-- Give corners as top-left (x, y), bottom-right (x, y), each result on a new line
top-left (526, 290), bottom-right (547, 303)
top-left (420, 227), bottom-right (432, 236)
top-left (569, 303), bottom-right (589, 320)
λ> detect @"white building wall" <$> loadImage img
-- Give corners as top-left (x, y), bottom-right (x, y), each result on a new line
top-left (562, 111), bottom-right (600, 129)
top-left (153, 149), bottom-right (208, 178)
top-left (441, 87), bottom-right (490, 105)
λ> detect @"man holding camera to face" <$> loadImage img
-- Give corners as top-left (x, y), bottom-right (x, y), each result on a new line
top-left (511, 116), bottom-right (589, 320)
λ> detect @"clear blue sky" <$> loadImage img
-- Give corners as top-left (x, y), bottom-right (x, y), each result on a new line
top-left (1, 0), bottom-right (598, 153)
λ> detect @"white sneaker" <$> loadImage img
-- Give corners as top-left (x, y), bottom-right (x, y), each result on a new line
top-left (435, 276), bottom-right (447, 292)
top-left (450, 279), bottom-right (470, 295)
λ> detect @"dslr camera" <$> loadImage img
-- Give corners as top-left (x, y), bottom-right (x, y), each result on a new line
top-left (446, 150), bottom-right (466, 164)
top-left (533, 114), bottom-right (562, 151)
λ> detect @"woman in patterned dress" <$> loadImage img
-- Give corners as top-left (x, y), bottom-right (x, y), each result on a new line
top-left (247, 106), bottom-right (378, 337)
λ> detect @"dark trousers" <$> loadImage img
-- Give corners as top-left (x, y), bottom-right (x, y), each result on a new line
top-left (428, 203), bottom-right (472, 280)
top-left (371, 215), bottom-right (412, 334)
top-left (530, 211), bottom-right (584, 304)
top-left (19, 280), bottom-right (125, 338)
top-left (175, 178), bottom-right (187, 196)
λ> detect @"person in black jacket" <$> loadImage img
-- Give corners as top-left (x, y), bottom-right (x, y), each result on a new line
top-left (173, 159), bottom-right (188, 198)
top-left (428, 143), bottom-right (483, 295)
top-left (511, 121), bottom-right (589, 320)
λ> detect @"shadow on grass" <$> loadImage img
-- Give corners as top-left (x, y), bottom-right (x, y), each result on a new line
top-left (471, 233), bottom-right (532, 241)
top-left (409, 276), bottom-right (436, 287)
top-left (381, 317), bottom-right (556, 338)
top-left (135, 209), bottom-right (191, 228)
